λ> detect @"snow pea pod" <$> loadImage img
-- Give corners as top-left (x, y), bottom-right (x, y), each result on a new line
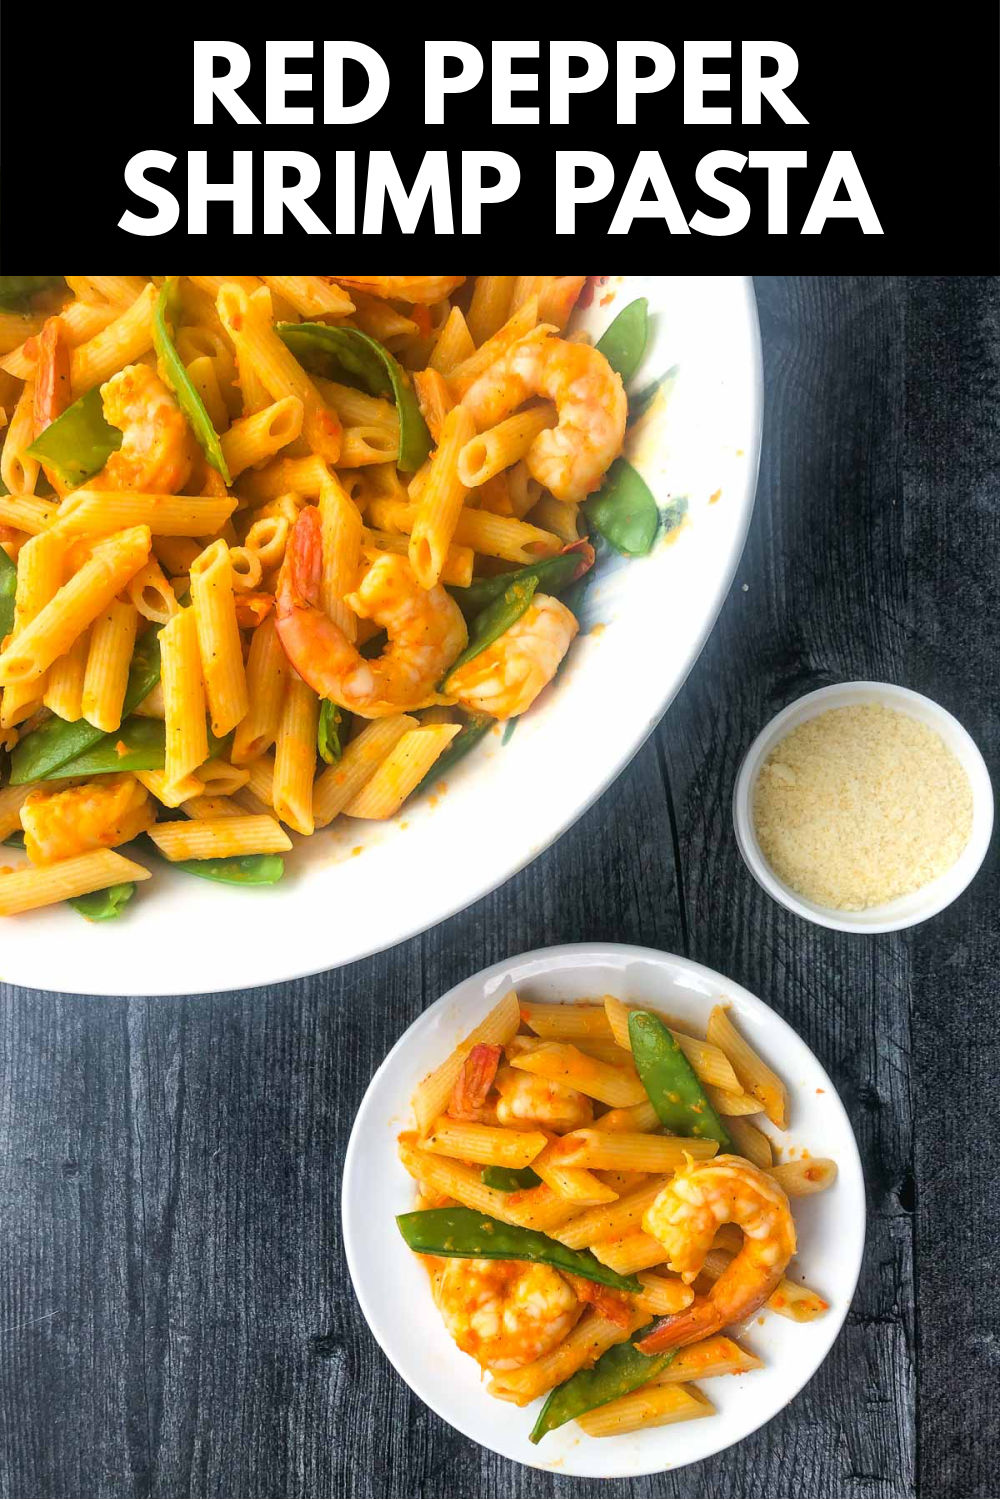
top-left (628, 1010), bottom-right (731, 1148)
top-left (414, 712), bottom-right (492, 793)
top-left (584, 458), bottom-right (659, 556)
top-left (0, 544), bottom-right (17, 643)
top-left (395, 1207), bottom-right (642, 1293)
top-left (442, 574), bottom-right (538, 688)
top-left (530, 1325), bottom-right (674, 1443)
top-left (481, 1165), bottom-right (541, 1192)
top-left (441, 542), bottom-right (595, 688)
top-left (317, 699), bottom-right (344, 764)
top-left (68, 883), bottom-right (136, 921)
top-left (9, 628), bottom-right (162, 784)
top-left (277, 322), bottom-right (432, 472)
top-left (26, 386), bottom-right (123, 489)
top-left (449, 539), bottom-right (595, 621)
top-left (153, 277), bottom-right (231, 482)
top-left (0, 276), bottom-right (64, 309)
top-left (53, 717), bottom-right (166, 776)
top-left (170, 853), bottom-right (285, 886)
top-left (595, 297), bottom-right (649, 386)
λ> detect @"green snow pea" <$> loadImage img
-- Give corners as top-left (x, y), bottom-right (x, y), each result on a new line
top-left (442, 574), bottom-right (538, 687)
top-left (68, 883), bottom-right (136, 921)
top-left (317, 699), bottom-right (344, 765)
top-left (277, 322), bottom-right (432, 471)
top-left (395, 1208), bottom-right (642, 1293)
top-left (414, 712), bottom-right (492, 794)
top-left (481, 1165), bottom-right (541, 1192)
top-left (53, 717), bottom-right (166, 776)
top-left (153, 277), bottom-right (231, 482)
top-left (441, 541), bottom-right (596, 688)
top-left (0, 276), bottom-right (64, 309)
top-left (170, 854), bottom-right (285, 886)
top-left (26, 386), bottom-right (123, 489)
top-left (9, 628), bottom-right (162, 784)
top-left (628, 1010), bottom-right (731, 1148)
top-left (584, 459), bottom-right (659, 556)
top-left (449, 539), bottom-right (595, 620)
top-left (530, 1326), bottom-right (674, 1443)
top-left (0, 544), bottom-right (17, 643)
top-left (596, 297), bottom-right (649, 386)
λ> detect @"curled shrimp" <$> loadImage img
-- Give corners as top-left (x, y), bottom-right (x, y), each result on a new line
top-left (331, 276), bottom-right (466, 305)
top-left (635, 1156), bottom-right (796, 1354)
top-left (275, 505), bottom-right (468, 717)
top-left (463, 334), bottom-right (627, 502)
top-left (435, 1257), bottom-right (581, 1370)
top-left (93, 365), bottom-right (196, 493)
top-left (494, 1063), bottom-right (593, 1133)
top-left (448, 594), bottom-right (579, 720)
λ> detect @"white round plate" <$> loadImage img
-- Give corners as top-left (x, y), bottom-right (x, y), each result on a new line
top-left (2, 278), bottom-right (762, 995)
top-left (343, 944), bottom-right (866, 1480)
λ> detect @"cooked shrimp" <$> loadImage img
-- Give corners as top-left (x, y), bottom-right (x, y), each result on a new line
top-left (21, 775), bottom-right (153, 866)
top-left (331, 276), bottom-right (466, 305)
top-left (635, 1156), bottom-right (796, 1354)
top-left (463, 335), bottom-right (627, 502)
top-left (93, 365), bottom-right (196, 493)
top-left (563, 1274), bottom-right (634, 1328)
top-left (448, 1042), bottom-right (502, 1121)
top-left (494, 1063), bottom-right (593, 1132)
top-left (448, 594), bottom-right (578, 720)
top-left (275, 505), bottom-right (467, 717)
top-left (435, 1257), bottom-right (581, 1370)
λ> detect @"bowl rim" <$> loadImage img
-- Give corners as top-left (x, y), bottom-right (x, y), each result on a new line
top-left (341, 940), bottom-right (867, 1479)
top-left (732, 680), bottom-right (995, 934)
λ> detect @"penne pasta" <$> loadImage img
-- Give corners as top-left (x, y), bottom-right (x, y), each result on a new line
top-left (408, 405), bottom-right (475, 589)
top-left (551, 1130), bottom-right (718, 1174)
top-left (506, 1036), bottom-right (647, 1108)
top-left (272, 671), bottom-right (319, 836)
top-left (312, 714), bottom-right (417, 828)
top-left (576, 1381), bottom-right (715, 1437)
top-left (418, 1119), bottom-right (547, 1169)
top-left (342, 724), bottom-right (461, 820)
top-left (0, 848), bottom-right (151, 916)
top-left (81, 599), bottom-right (139, 732)
top-left (219, 396), bottom-right (304, 477)
top-left (160, 607), bottom-right (209, 790)
top-left (147, 815), bottom-right (291, 861)
top-left (0, 526), bottom-right (150, 689)
top-left (189, 539), bottom-right (249, 736)
top-left (55, 491), bottom-right (237, 538)
top-left (707, 1005), bottom-right (790, 1128)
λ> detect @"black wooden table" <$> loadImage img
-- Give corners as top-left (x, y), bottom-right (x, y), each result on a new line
top-left (1, 277), bottom-right (997, 1500)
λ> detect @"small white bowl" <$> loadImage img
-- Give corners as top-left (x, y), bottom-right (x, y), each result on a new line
top-left (733, 682), bottom-right (994, 933)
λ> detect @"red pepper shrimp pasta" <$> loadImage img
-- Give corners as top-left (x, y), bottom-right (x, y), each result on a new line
top-left (395, 989), bottom-right (838, 1444)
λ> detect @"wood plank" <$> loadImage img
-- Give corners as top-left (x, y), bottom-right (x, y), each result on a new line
top-left (904, 275), bottom-right (1000, 1500)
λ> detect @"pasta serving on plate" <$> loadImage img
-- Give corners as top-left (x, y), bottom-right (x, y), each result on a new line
top-left (0, 275), bottom-right (667, 921)
top-left (396, 993), bottom-right (836, 1443)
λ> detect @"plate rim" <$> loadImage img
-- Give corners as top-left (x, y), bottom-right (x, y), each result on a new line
top-left (341, 940), bottom-right (867, 1480)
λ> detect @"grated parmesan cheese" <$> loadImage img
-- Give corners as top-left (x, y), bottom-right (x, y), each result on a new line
top-left (752, 704), bottom-right (973, 910)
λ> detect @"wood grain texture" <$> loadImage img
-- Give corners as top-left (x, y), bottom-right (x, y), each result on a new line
top-left (0, 277), bottom-right (996, 1498)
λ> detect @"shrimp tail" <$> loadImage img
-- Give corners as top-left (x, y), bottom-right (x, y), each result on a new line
top-left (280, 504), bottom-right (323, 611)
top-left (448, 1042), bottom-right (502, 1120)
top-left (635, 1297), bottom-right (722, 1354)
